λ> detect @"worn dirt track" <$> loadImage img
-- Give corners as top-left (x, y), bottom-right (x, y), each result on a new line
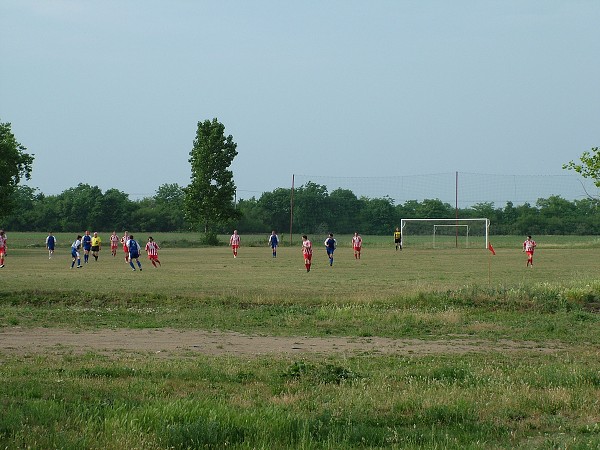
top-left (0, 327), bottom-right (566, 358)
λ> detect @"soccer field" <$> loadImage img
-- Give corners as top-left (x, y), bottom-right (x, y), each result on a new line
top-left (1, 235), bottom-right (598, 300)
top-left (2, 235), bottom-right (600, 449)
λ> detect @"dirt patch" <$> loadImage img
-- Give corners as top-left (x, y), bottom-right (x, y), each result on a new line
top-left (0, 327), bottom-right (566, 358)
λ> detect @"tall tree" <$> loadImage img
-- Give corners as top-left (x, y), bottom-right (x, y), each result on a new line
top-left (563, 147), bottom-right (600, 194)
top-left (184, 119), bottom-right (239, 238)
top-left (0, 120), bottom-right (34, 217)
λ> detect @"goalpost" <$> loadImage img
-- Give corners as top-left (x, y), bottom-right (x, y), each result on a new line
top-left (400, 218), bottom-right (490, 249)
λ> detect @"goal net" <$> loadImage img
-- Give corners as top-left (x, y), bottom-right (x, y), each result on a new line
top-left (400, 218), bottom-right (490, 249)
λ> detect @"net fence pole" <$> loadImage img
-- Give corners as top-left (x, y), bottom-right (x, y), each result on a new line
top-left (455, 171), bottom-right (459, 248)
top-left (289, 174), bottom-right (295, 246)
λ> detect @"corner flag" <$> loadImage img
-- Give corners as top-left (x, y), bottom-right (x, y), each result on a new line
top-left (488, 243), bottom-right (496, 255)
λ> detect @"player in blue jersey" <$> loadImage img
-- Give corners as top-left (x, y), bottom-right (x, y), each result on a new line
top-left (46, 232), bottom-right (56, 259)
top-left (324, 233), bottom-right (337, 266)
top-left (126, 235), bottom-right (143, 271)
top-left (268, 231), bottom-right (279, 257)
top-left (82, 230), bottom-right (92, 263)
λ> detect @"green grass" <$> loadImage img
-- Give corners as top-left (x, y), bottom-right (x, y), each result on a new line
top-left (1, 234), bottom-right (600, 448)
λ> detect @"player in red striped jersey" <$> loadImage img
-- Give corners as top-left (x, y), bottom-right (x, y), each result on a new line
top-left (110, 231), bottom-right (119, 257)
top-left (302, 235), bottom-right (312, 272)
top-left (0, 229), bottom-right (7, 268)
top-left (523, 235), bottom-right (537, 267)
top-left (145, 236), bottom-right (161, 268)
top-left (229, 230), bottom-right (240, 258)
top-left (351, 232), bottom-right (362, 259)
top-left (120, 231), bottom-right (130, 263)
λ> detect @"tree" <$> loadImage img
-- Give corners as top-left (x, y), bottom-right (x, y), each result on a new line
top-left (329, 188), bottom-right (362, 233)
top-left (359, 197), bottom-right (396, 234)
top-left (154, 183), bottom-right (186, 231)
top-left (563, 147), bottom-right (600, 193)
top-left (2, 186), bottom-right (40, 230)
top-left (236, 197), bottom-right (268, 233)
top-left (293, 182), bottom-right (329, 234)
top-left (99, 189), bottom-right (134, 230)
top-left (55, 184), bottom-right (105, 231)
top-left (0, 120), bottom-right (34, 217)
top-left (184, 119), bottom-right (239, 239)
top-left (257, 188), bottom-right (291, 233)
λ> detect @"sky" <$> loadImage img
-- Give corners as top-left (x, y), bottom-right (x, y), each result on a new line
top-left (1, 1), bottom-right (599, 204)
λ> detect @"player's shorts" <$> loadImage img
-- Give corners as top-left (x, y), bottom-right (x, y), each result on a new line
top-left (71, 249), bottom-right (79, 258)
top-left (0, 248), bottom-right (5, 257)
top-left (353, 246), bottom-right (361, 251)
top-left (326, 248), bottom-right (335, 256)
top-left (83, 245), bottom-right (91, 251)
top-left (111, 244), bottom-right (118, 249)
top-left (123, 245), bottom-right (128, 253)
top-left (304, 253), bottom-right (312, 261)
top-left (526, 250), bottom-right (534, 256)
top-left (91, 245), bottom-right (100, 252)
top-left (394, 238), bottom-right (401, 243)
top-left (130, 252), bottom-right (140, 259)
top-left (231, 245), bottom-right (240, 250)
top-left (148, 254), bottom-right (159, 261)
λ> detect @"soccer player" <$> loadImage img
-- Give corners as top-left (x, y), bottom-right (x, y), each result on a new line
top-left (0, 229), bottom-right (7, 268)
top-left (324, 233), bottom-right (336, 266)
top-left (351, 232), bottom-right (362, 259)
top-left (268, 230), bottom-right (279, 258)
top-left (110, 231), bottom-right (119, 257)
top-left (70, 235), bottom-right (82, 269)
top-left (91, 232), bottom-right (102, 261)
top-left (126, 234), bottom-right (143, 271)
top-left (523, 235), bottom-right (537, 267)
top-left (46, 232), bottom-right (56, 259)
top-left (302, 235), bottom-right (312, 272)
top-left (394, 227), bottom-right (402, 251)
top-left (82, 230), bottom-right (92, 263)
top-left (120, 231), bottom-right (130, 263)
top-left (229, 230), bottom-right (240, 258)
top-left (145, 236), bottom-right (161, 268)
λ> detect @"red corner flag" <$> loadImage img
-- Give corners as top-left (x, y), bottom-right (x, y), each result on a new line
top-left (488, 243), bottom-right (496, 255)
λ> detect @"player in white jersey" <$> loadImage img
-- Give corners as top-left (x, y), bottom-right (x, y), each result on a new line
top-left (145, 236), bottom-right (161, 268)
top-left (70, 235), bottom-right (82, 269)
top-left (523, 235), bottom-right (537, 267)
top-left (229, 230), bottom-right (240, 258)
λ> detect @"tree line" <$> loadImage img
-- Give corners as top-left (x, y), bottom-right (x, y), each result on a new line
top-left (3, 117), bottom-right (599, 237)
top-left (3, 181), bottom-right (600, 236)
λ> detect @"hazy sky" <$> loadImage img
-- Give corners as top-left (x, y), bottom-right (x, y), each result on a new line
top-left (1, 1), bottom-right (599, 202)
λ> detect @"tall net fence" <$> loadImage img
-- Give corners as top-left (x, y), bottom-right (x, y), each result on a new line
top-left (293, 172), bottom-right (596, 207)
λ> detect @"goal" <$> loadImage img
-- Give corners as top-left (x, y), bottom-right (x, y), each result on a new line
top-left (400, 218), bottom-right (490, 249)
top-left (433, 224), bottom-right (470, 249)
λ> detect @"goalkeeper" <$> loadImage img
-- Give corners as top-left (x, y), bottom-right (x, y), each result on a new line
top-left (394, 227), bottom-right (402, 250)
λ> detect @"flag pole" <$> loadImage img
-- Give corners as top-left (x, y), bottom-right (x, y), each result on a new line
top-left (487, 242), bottom-right (495, 284)
top-left (488, 248), bottom-right (491, 284)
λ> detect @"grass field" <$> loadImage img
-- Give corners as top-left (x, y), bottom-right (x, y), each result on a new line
top-left (1, 233), bottom-right (600, 449)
